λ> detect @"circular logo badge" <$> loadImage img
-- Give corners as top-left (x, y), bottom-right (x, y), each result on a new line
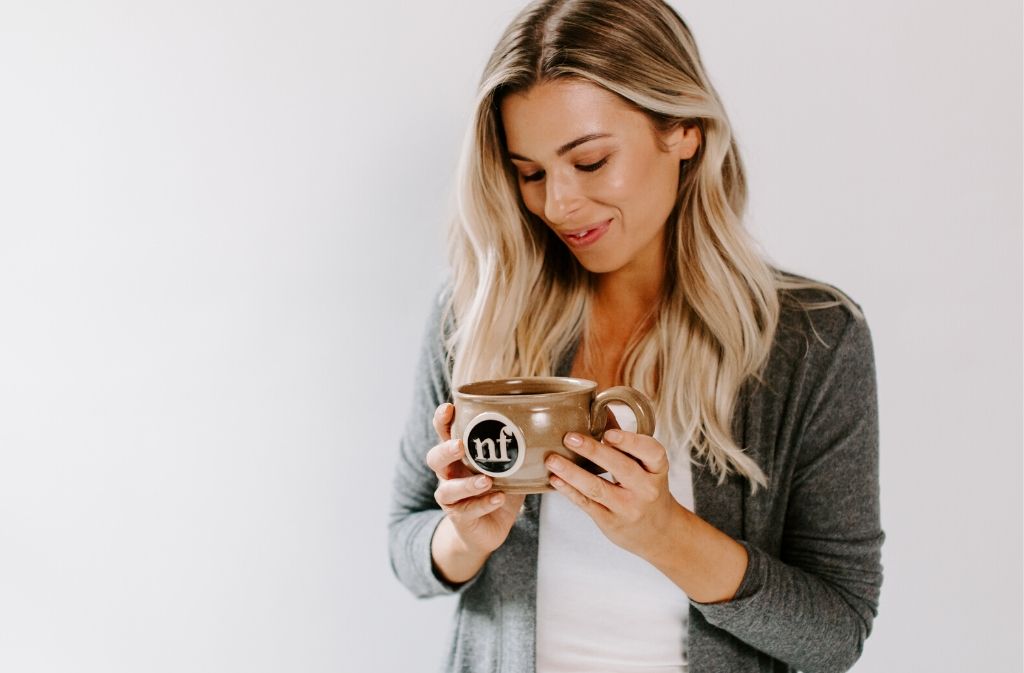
top-left (463, 412), bottom-right (526, 477)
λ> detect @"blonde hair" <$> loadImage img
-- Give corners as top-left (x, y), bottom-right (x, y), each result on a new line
top-left (442, 0), bottom-right (859, 492)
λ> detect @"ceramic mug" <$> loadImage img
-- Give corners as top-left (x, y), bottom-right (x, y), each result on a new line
top-left (451, 376), bottom-right (656, 494)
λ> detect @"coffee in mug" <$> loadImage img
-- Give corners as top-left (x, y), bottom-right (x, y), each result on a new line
top-left (452, 377), bottom-right (656, 494)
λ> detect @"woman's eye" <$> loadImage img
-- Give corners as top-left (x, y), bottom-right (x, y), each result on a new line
top-left (576, 157), bottom-right (609, 172)
top-left (518, 156), bottom-right (608, 183)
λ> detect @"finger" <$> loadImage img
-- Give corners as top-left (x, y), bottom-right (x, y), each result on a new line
top-left (562, 432), bottom-right (645, 488)
top-left (432, 403), bottom-right (454, 442)
top-left (601, 429), bottom-right (669, 475)
top-left (442, 460), bottom-right (475, 481)
top-left (546, 452), bottom-right (619, 511)
top-left (446, 490), bottom-right (508, 524)
top-left (501, 492), bottom-right (527, 515)
top-left (548, 468), bottom-right (610, 518)
top-left (426, 437), bottom-right (473, 480)
top-left (434, 473), bottom-right (493, 508)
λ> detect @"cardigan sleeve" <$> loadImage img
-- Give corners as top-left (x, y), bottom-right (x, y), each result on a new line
top-left (387, 285), bottom-right (485, 598)
top-left (692, 310), bottom-right (885, 673)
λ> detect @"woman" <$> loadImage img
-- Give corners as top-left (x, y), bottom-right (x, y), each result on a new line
top-left (389, 1), bottom-right (883, 671)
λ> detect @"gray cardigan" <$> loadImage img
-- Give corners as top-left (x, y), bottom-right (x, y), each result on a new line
top-left (389, 281), bottom-right (884, 673)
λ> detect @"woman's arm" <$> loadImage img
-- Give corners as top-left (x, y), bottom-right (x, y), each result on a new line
top-left (690, 311), bottom-right (884, 673)
top-left (388, 286), bottom-right (484, 598)
top-left (546, 307), bottom-right (882, 673)
top-left (547, 427), bottom-right (752, 603)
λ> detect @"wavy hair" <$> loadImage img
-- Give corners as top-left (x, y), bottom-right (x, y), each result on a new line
top-left (441, 0), bottom-right (859, 492)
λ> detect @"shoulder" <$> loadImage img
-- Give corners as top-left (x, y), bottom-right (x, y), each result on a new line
top-left (410, 277), bottom-right (457, 391)
top-left (763, 270), bottom-right (875, 392)
top-left (742, 271), bottom-right (878, 466)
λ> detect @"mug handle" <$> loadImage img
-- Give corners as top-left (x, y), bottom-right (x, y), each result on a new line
top-left (590, 386), bottom-right (656, 439)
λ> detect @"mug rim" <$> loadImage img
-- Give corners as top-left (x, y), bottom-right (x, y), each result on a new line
top-left (455, 376), bottom-right (597, 401)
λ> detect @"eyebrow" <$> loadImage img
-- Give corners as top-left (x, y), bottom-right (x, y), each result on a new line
top-left (507, 133), bottom-right (612, 162)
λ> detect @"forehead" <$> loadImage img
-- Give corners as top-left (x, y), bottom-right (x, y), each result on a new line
top-left (499, 79), bottom-right (652, 157)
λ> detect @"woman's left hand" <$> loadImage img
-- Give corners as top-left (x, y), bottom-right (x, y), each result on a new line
top-left (546, 429), bottom-right (685, 562)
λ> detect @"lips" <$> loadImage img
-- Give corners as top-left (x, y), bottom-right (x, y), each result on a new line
top-left (560, 219), bottom-right (611, 248)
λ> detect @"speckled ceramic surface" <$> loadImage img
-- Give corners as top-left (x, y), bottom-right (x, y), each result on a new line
top-left (452, 377), bottom-right (655, 494)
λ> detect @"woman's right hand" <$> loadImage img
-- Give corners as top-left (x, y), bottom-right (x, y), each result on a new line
top-left (426, 403), bottom-right (526, 582)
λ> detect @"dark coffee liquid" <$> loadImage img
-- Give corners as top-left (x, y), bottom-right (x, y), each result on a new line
top-left (458, 378), bottom-right (591, 396)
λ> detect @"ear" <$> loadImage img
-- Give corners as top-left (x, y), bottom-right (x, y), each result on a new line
top-left (674, 123), bottom-right (701, 161)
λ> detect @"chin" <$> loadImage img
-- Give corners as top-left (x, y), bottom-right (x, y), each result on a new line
top-left (570, 252), bottom-right (623, 275)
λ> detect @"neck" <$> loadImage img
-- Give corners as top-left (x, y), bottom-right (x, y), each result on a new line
top-left (592, 247), bottom-right (666, 320)
top-left (576, 231), bottom-right (667, 387)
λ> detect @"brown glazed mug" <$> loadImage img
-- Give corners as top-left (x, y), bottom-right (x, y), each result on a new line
top-left (452, 377), bottom-right (656, 494)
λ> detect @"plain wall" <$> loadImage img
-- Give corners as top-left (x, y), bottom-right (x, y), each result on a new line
top-left (0, 1), bottom-right (1020, 671)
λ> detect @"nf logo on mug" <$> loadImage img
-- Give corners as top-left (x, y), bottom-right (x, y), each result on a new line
top-left (463, 412), bottom-right (526, 477)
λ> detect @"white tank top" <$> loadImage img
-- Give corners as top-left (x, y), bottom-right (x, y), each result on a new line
top-left (535, 403), bottom-right (694, 673)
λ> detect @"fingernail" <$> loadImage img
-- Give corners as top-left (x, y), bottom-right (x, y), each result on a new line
top-left (489, 493), bottom-right (503, 505)
top-left (448, 439), bottom-right (462, 455)
top-left (546, 456), bottom-right (562, 469)
top-left (474, 476), bottom-right (489, 489)
top-left (604, 429), bottom-right (623, 443)
top-left (564, 433), bottom-right (582, 447)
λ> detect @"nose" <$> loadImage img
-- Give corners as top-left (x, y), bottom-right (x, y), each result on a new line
top-left (543, 169), bottom-right (583, 225)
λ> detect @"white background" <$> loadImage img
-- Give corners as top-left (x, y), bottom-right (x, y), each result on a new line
top-left (0, 1), bottom-right (1020, 671)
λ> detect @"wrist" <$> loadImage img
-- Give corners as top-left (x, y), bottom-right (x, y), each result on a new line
top-left (643, 504), bottom-right (749, 604)
top-left (642, 500), bottom-right (693, 568)
top-left (431, 515), bottom-right (491, 585)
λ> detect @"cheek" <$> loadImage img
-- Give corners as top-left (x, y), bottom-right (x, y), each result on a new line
top-left (622, 155), bottom-right (678, 209)
top-left (598, 161), bottom-right (642, 209)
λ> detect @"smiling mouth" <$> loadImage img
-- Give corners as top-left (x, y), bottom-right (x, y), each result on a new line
top-left (559, 219), bottom-right (611, 248)
top-left (563, 220), bottom-right (610, 238)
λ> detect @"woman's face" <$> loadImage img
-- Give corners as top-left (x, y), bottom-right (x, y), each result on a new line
top-left (499, 79), bottom-right (700, 278)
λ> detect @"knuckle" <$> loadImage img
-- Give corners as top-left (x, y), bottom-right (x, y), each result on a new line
top-left (652, 456), bottom-right (668, 474)
top-left (454, 475), bottom-right (477, 501)
top-left (460, 495), bottom-right (490, 521)
top-left (472, 494), bottom-right (497, 516)
top-left (573, 437), bottom-right (593, 455)
top-left (429, 440), bottom-right (459, 471)
top-left (635, 480), bottom-right (657, 501)
top-left (457, 478), bottom-right (477, 499)
top-left (425, 448), bottom-right (441, 472)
